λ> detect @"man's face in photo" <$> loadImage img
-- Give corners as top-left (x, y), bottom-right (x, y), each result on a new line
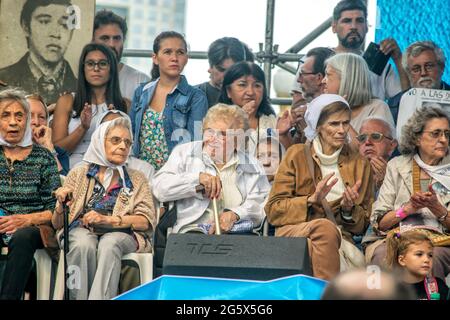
top-left (25, 4), bottom-right (73, 64)
top-left (333, 10), bottom-right (368, 50)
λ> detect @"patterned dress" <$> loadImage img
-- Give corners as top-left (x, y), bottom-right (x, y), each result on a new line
top-left (139, 107), bottom-right (169, 171)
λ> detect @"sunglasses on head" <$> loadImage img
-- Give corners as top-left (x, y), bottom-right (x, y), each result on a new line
top-left (356, 132), bottom-right (392, 143)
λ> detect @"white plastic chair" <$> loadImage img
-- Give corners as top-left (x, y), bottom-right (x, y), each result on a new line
top-left (33, 249), bottom-right (54, 300)
top-left (52, 250), bottom-right (153, 300)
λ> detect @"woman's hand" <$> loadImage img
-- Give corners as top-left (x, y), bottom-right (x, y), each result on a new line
top-left (54, 187), bottom-right (74, 214)
top-left (242, 100), bottom-right (258, 116)
top-left (199, 172), bottom-right (222, 199)
top-left (82, 210), bottom-right (109, 227)
top-left (276, 110), bottom-right (293, 136)
top-left (0, 214), bottom-right (32, 234)
top-left (410, 187), bottom-right (448, 219)
top-left (308, 173), bottom-right (339, 205)
top-left (32, 125), bottom-right (54, 151)
top-left (80, 103), bottom-right (93, 130)
top-left (340, 180), bottom-right (362, 212)
top-left (208, 210), bottom-right (239, 234)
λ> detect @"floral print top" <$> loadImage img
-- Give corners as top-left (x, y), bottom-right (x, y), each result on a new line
top-left (138, 107), bottom-right (169, 171)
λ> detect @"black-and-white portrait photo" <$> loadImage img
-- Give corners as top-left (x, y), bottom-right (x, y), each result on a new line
top-left (0, 0), bottom-right (95, 104)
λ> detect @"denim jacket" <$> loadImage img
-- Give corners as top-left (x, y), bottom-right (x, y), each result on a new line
top-left (129, 75), bottom-right (208, 156)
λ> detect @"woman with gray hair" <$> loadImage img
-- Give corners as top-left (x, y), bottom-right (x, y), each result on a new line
top-left (152, 103), bottom-right (270, 235)
top-left (322, 52), bottom-right (395, 147)
top-left (0, 89), bottom-right (61, 300)
top-left (368, 107), bottom-right (450, 282)
top-left (52, 117), bottom-right (156, 300)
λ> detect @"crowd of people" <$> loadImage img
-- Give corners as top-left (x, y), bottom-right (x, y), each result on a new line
top-left (0, 0), bottom-right (449, 300)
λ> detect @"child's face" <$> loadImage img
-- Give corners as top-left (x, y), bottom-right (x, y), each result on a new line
top-left (398, 241), bottom-right (433, 278)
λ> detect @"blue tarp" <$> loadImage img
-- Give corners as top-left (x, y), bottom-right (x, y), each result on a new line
top-left (115, 274), bottom-right (327, 300)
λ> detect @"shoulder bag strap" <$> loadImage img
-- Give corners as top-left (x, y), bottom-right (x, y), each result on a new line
top-left (303, 141), bottom-right (337, 225)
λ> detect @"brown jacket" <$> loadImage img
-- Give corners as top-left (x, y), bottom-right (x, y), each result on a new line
top-left (52, 164), bottom-right (156, 253)
top-left (265, 143), bottom-right (373, 240)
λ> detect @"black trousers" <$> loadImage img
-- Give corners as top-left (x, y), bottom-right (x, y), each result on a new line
top-left (0, 226), bottom-right (43, 300)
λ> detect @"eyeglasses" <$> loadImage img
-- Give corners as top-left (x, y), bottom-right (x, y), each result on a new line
top-left (204, 128), bottom-right (239, 140)
top-left (84, 59), bottom-right (110, 70)
top-left (356, 132), bottom-right (393, 143)
top-left (106, 136), bottom-right (133, 148)
top-left (422, 129), bottom-right (450, 140)
top-left (298, 70), bottom-right (318, 78)
top-left (409, 63), bottom-right (438, 75)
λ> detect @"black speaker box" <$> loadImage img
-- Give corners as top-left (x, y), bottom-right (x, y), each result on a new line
top-left (162, 233), bottom-right (311, 281)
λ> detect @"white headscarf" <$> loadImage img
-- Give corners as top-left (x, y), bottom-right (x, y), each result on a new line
top-left (83, 117), bottom-right (133, 194)
top-left (95, 109), bottom-right (130, 130)
top-left (414, 154), bottom-right (450, 191)
top-left (0, 99), bottom-right (33, 148)
top-left (304, 94), bottom-right (350, 141)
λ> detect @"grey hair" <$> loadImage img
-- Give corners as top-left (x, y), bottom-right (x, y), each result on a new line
top-left (105, 117), bottom-right (133, 141)
top-left (360, 116), bottom-right (397, 140)
top-left (0, 88), bottom-right (30, 115)
top-left (203, 103), bottom-right (249, 131)
top-left (325, 53), bottom-right (372, 107)
top-left (402, 40), bottom-right (446, 72)
top-left (399, 107), bottom-right (450, 155)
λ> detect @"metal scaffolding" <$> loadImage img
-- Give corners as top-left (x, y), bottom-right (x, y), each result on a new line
top-left (123, 0), bottom-right (333, 106)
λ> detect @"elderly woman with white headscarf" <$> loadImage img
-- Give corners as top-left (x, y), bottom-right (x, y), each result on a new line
top-left (52, 117), bottom-right (156, 300)
top-left (265, 94), bottom-right (374, 281)
top-left (0, 89), bottom-right (61, 300)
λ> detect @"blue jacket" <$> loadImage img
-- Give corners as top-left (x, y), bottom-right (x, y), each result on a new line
top-left (129, 75), bottom-right (208, 156)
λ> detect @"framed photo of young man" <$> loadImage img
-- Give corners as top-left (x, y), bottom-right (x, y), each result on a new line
top-left (0, 0), bottom-right (96, 105)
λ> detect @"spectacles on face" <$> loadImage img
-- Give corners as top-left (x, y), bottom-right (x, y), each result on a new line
top-left (356, 132), bottom-right (393, 143)
top-left (106, 136), bottom-right (132, 148)
top-left (84, 59), bottom-right (110, 70)
top-left (422, 129), bottom-right (450, 140)
top-left (298, 69), bottom-right (318, 78)
top-left (409, 63), bottom-right (437, 75)
top-left (204, 128), bottom-right (239, 140)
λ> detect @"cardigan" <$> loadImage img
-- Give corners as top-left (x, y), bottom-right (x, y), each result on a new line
top-left (52, 164), bottom-right (156, 253)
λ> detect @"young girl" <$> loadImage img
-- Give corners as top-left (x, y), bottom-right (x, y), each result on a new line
top-left (386, 230), bottom-right (449, 300)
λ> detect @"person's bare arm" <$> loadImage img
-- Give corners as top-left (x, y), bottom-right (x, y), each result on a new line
top-left (52, 94), bottom-right (89, 152)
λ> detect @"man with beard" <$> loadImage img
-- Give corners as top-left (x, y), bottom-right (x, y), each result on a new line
top-left (92, 10), bottom-right (150, 103)
top-left (331, 0), bottom-right (409, 101)
top-left (388, 41), bottom-right (449, 116)
top-left (0, 0), bottom-right (77, 105)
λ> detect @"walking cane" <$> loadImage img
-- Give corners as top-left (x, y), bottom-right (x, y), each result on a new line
top-left (62, 193), bottom-right (72, 300)
top-left (212, 197), bottom-right (221, 235)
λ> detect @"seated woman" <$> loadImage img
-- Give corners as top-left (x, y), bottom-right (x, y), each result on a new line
top-left (265, 94), bottom-right (373, 281)
top-left (129, 31), bottom-right (208, 172)
top-left (218, 61), bottom-right (279, 155)
top-left (322, 53), bottom-right (395, 148)
top-left (27, 94), bottom-right (69, 175)
top-left (52, 43), bottom-right (127, 169)
top-left (152, 104), bottom-right (270, 235)
top-left (0, 89), bottom-right (61, 300)
top-left (368, 107), bottom-right (450, 282)
top-left (52, 117), bottom-right (156, 300)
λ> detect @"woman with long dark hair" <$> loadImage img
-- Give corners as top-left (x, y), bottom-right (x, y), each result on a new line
top-left (52, 43), bottom-right (127, 168)
top-left (218, 61), bottom-right (277, 155)
top-left (129, 31), bottom-right (207, 171)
